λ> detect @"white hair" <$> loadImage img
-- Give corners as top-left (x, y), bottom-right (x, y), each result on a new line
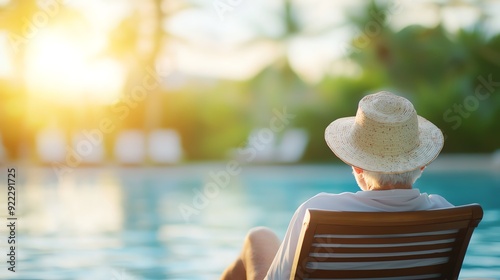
top-left (360, 168), bottom-right (423, 189)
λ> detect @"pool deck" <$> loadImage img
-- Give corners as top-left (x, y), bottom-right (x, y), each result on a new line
top-left (426, 153), bottom-right (500, 172)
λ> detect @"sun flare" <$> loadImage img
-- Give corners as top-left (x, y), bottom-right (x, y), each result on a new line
top-left (25, 30), bottom-right (125, 105)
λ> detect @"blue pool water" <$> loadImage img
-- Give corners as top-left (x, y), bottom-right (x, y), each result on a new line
top-left (0, 164), bottom-right (499, 279)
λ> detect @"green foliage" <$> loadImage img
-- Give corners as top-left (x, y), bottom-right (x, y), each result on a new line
top-left (162, 0), bottom-right (500, 161)
top-left (1, 0), bottom-right (498, 162)
top-left (159, 82), bottom-right (252, 160)
top-left (312, 1), bottom-right (500, 157)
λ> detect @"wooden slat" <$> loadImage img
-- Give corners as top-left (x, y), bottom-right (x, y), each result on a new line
top-left (307, 251), bottom-right (452, 262)
top-left (310, 242), bottom-right (454, 254)
top-left (314, 221), bottom-right (470, 235)
top-left (305, 264), bottom-right (447, 278)
top-left (306, 275), bottom-right (444, 280)
top-left (306, 205), bottom-right (483, 227)
top-left (312, 232), bottom-right (458, 245)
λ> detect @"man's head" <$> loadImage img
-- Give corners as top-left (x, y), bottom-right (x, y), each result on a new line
top-left (352, 166), bottom-right (424, 191)
top-left (325, 92), bottom-right (444, 190)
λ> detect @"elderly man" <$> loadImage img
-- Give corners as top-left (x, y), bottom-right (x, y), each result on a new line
top-left (221, 91), bottom-right (453, 280)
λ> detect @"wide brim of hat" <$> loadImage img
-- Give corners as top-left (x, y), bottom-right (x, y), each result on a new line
top-left (325, 116), bottom-right (444, 174)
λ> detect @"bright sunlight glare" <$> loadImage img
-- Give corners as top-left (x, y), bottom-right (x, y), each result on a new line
top-left (0, 32), bottom-right (13, 78)
top-left (25, 30), bottom-right (125, 105)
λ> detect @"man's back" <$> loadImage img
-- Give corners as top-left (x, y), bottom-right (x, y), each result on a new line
top-left (265, 189), bottom-right (453, 279)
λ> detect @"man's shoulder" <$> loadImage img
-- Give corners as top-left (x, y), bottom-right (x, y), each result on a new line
top-left (300, 191), bottom-right (361, 211)
top-left (307, 191), bottom-right (358, 202)
top-left (427, 193), bottom-right (455, 208)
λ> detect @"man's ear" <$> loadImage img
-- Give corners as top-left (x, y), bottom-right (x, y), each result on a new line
top-left (353, 166), bottom-right (363, 174)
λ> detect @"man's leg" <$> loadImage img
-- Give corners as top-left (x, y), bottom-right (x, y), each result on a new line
top-left (221, 227), bottom-right (281, 280)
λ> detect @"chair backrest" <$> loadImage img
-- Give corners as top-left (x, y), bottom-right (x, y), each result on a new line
top-left (290, 204), bottom-right (483, 280)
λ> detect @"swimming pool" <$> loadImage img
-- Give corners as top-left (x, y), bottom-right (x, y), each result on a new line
top-left (0, 164), bottom-right (499, 279)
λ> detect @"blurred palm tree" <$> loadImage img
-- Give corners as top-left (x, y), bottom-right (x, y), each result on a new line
top-left (105, 0), bottom-right (164, 130)
top-left (0, 1), bottom-right (38, 159)
top-left (245, 0), bottom-right (336, 126)
top-left (103, 0), bottom-right (206, 128)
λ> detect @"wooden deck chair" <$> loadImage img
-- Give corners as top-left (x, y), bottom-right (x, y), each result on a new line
top-left (290, 204), bottom-right (483, 280)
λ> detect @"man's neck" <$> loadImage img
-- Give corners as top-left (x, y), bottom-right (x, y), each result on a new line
top-left (369, 184), bottom-right (413, 191)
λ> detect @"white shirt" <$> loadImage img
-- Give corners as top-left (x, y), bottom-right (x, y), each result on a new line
top-left (264, 189), bottom-right (454, 279)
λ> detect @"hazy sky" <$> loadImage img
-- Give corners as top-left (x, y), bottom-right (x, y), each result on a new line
top-left (162, 0), bottom-right (500, 82)
top-left (1, 0), bottom-right (499, 85)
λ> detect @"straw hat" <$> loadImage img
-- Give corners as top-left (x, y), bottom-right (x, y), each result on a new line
top-left (325, 91), bottom-right (444, 173)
